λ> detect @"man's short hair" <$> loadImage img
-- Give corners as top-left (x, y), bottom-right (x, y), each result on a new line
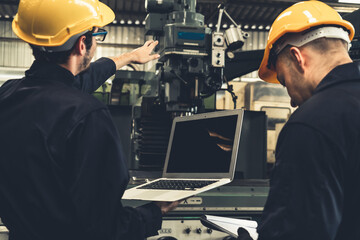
top-left (31, 31), bottom-right (93, 64)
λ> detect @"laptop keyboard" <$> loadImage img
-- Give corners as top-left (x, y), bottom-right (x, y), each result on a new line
top-left (138, 180), bottom-right (218, 191)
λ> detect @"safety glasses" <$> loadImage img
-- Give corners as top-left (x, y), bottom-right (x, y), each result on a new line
top-left (92, 28), bottom-right (107, 42)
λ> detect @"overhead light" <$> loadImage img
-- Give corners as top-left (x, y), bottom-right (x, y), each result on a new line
top-left (338, 0), bottom-right (360, 3)
top-left (112, 20), bottom-right (117, 24)
top-left (127, 20), bottom-right (133, 25)
top-left (333, 6), bottom-right (359, 13)
top-left (120, 20), bottom-right (125, 24)
top-left (135, 20), bottom-right (140, 25)
top-left (265, 25), bottom-right (271, 30)
top-left (251, 25), bottom-right (256, 30)
top-left (222, 24), bottom-right (228, 28)
top-left (142, 20), bottom-right (146, 25)
top-left (208, 23), bottom-right (213, 28)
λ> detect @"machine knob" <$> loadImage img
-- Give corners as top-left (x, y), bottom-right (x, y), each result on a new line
top-left (188, 58), bottom-right (199, 68)
top-left (157, 237), bottom-right (177, 240)
top-left (196, 228), bottom-right (202, 234)
top-left (184, 228), bottom-right (191, 234)
top-left (216, 60), bottom-right (221, 65)
top-left (223, 236), bottom-right (237, 240)
top-left (216, 53), bottom-right (221, 58)
top-left (207, 228), bottom-right (213, 234)
top-left (215, 36), bottom-right (224, 46)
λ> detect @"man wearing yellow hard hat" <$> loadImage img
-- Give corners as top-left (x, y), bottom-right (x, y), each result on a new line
top-left (256, 1), bottom-right (360, 240)
top-left (0, 0), bottom-right (179, 239)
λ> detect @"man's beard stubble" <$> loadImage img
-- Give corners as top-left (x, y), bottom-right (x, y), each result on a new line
top-left (80, 49), bottom-right (92, 72)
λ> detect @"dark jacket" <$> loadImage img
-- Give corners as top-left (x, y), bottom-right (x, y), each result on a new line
top-left (257, 61), bottom-right (360, 240)
top-left (0, 58), bottom-right (162, 240)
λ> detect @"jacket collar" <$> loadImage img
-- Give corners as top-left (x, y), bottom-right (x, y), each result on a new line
top-left (25, 60), bottom-right (75, 86)
top-left (314, 61), bottom-right (360, 94)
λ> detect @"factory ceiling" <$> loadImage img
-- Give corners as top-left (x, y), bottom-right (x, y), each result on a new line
top-left (0, 0), bottom-right (359, 31)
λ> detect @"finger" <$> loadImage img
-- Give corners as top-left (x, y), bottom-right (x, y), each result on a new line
top-left (148, 40), bottom-right (159, 49)
top-left (144, 40), bottom-right (154, 47)
top-left (152, 53), bottom-right (160, 59)
top-left (150, 40), bottom-right (159, 47)
top-left (146, 54), bottom-right (160, 61)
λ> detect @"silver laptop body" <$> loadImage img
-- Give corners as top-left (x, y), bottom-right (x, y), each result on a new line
top-left (122, 109), bottom-right (244, 201)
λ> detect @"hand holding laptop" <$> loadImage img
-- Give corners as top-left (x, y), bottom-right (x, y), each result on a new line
top-left (154, 200), bottom-right (182, 214)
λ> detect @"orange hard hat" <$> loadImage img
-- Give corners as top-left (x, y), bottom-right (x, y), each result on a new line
top-left (258, 1), bottom-right (355, 84)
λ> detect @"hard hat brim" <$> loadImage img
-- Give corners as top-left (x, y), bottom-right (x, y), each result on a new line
top-left (96, 1), bottom-right (115, 28)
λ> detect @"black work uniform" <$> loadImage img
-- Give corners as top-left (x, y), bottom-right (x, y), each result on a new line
top-left (0, 58), bottom-right (162, 240)
top-left (257, 62), bottom-right (360, 240)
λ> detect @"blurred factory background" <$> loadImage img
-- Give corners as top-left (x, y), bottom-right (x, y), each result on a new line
top-left (1, 0), bottom-right (358, 164)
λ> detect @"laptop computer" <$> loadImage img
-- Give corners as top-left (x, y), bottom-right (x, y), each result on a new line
top-left (122, 109), bottom-right (244, 201)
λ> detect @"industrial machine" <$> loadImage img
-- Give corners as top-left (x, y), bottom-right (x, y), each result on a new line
top-left (143, 0), bottom-right (249, 113)
top-left (122, 181), bottom-right (269, 240)
top-left (105, 0), bottom-right (267, 171)
top-left (106, 3), bottom-right (270, 238)
top-left (344, 9), bottom-right (360, 61)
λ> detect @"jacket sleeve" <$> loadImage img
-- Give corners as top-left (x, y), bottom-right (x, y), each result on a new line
top-left (65, 108), bottom-right (162, 240)
top-left (257, 123), bottom-right (344, 240)
top-left (73, 57), bottom-right (116, 94)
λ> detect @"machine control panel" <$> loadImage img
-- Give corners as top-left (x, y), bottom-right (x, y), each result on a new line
top-left (147, 219), bottom-right (234, 240)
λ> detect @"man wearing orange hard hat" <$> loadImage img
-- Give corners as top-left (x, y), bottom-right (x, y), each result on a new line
top-left (0, 1), bottom-right (179, 240)
top-left (256, 1), bottom-right (360, 240)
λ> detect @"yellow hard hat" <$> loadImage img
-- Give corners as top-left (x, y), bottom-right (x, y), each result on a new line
top-left (258, 1), bottom-right (355, 84)
top-left (12, 0), bottom-right (115, 49)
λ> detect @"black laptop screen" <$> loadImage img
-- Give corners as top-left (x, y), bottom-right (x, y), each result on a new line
top-left (166, 115), bottom-right (238, 173)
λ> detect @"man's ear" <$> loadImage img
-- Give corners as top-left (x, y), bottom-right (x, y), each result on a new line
top-left (289, 46), bottom-right (305, 74)
top-left (74, 36), bottom-right (87, 56)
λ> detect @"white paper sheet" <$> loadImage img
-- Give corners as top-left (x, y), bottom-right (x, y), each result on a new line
top-left (204, 215), bottom-right (258, 239)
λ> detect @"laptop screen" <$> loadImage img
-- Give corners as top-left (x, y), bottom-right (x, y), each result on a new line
top-left (165, 112), bottom-right (241, 175)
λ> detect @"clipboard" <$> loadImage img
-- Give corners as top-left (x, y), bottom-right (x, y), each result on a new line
top-left (200, 215), bottom-right (258, 239)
